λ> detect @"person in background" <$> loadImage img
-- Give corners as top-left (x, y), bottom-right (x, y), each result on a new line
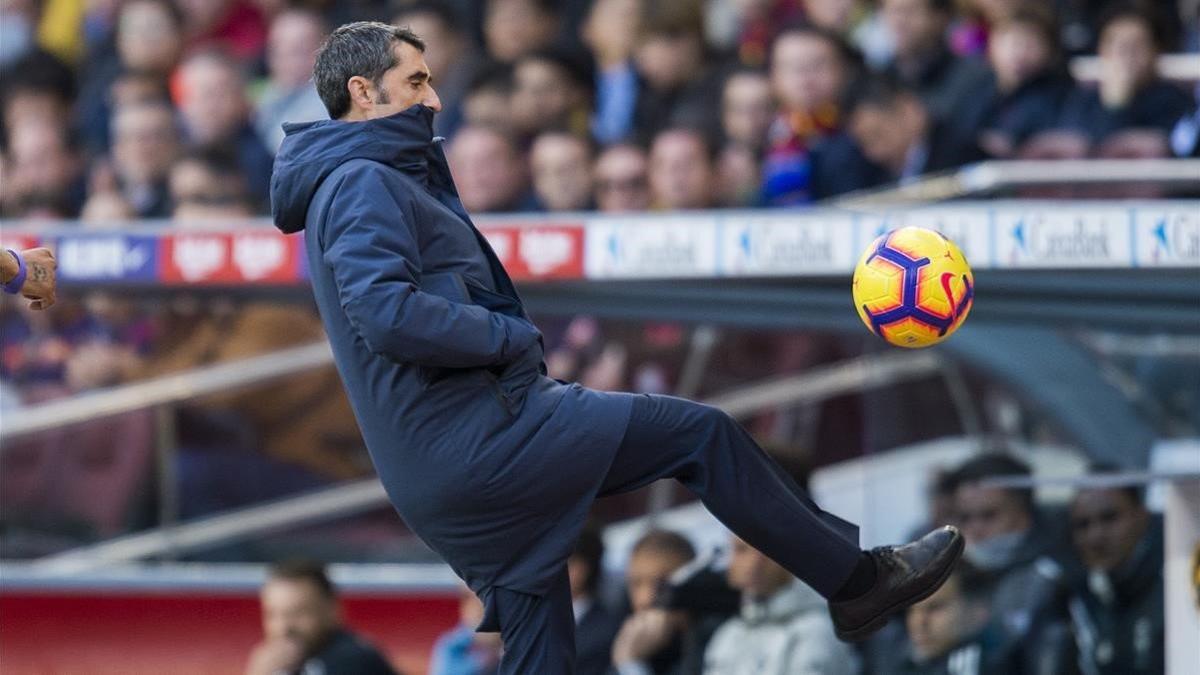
top-left (1067, 468), bottom-right (1163, 675)
top-left (582, 0), bottom-right (642, 144)
top-left (482, 0), bottom-right (562, 64)
top-left (176, 0), bottom-right (267, 62)
top-left (0, 120), bottom-right (84, 218)
top-left (509, 48), bottom-right (594, 141)
top-left (255, 8), bottom-right (329, 154)
top-left (530, 131), bottom-right (594, 212)
top-left (629, 11), bottom-right (724, 146)
top-left (593, 143), bottom-right (652, 212)
top-left (429, 585), bottom-right (503, 675)
top-left (393, 2), bottom-right (483, 138)
top-left (704, 535), bottom-right (857, 675)
top-left (175, 49), bottom-right (274, 207)
top-left (109, 99), bottom-right (179, 218)
top-left (460, 64), bottom-right (516, 132)
top-left (246, 560), bottom-right (398, 675)
top-left (720, 68), bottom-right (774, 155)
top-left (445, 125), bottom-right (534, 213)
top-left (569, 526), bottom-right (621, 675)
top-left (612, 529), bottom-right (698, 675)
top-left (169, 147), bottom-right (253, 220)
top-left (648, 127), bottom-right (715, 211)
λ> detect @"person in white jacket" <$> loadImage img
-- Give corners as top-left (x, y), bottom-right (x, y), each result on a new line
top-left (704, 536), bottom-right (859, 675)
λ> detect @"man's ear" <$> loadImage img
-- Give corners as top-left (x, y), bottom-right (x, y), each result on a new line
top-left (346, 75), bottom-right (373, 113)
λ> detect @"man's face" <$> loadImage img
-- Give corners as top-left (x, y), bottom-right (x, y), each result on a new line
top-left (179, 59), bottom-right (247, 145)
top-left (770, 33), bottom-right (845, 111)
top-left (649, 130), bottom-right (712, 210)
top-left (117, 0), bottom-right (182, 73)
top-left (626, 550), bottom-right (690, 612)
top-left (485, 0), bottom-right (557, 63)
top-left (447, 127), bottom-right (523, 212)
top-left (359, 42), bottom-right (443, 120)
top-left (394, 12), bottom-right (456, 77)
top-left (722, 73), bottom-right (774, 149)
top-left (1099, 17), bottom-right (1157, 85)
top-left (988, 23), bottom-right (1051, 92)
top-left (636, 33), bottom-right (702, 91)
top-left (268, 12), bottom-right (325, 90)
top-left (260, 578), bottom-right (338, 656)
top-left (906, 575), bottom-right (979, 662)
top-left (849, 98), bottom-right (923, 170)
top-left (594, 146), bottom-right (650, 212)
top-left (113, 105), bottom-right (178, 185)
top-left (511, 60), bottom-right (579, 135)
top-left (530, 134), bottom-right (592, 211)
top-left (1070, 488), bottom-right (1148, 572)
top-left (955, 484), bottom-right (1031, 545)
top-left (883, 0), bottom-right (946, 59)
top-left (726, 537), bottom-right (793, 599)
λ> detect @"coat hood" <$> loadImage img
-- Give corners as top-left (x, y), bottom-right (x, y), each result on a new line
top-left (270, 104), bottom-right (442, 234)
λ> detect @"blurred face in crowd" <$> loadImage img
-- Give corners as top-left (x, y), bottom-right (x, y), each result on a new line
top-left (511, 58), bottom-right (585, 136)
top-left (594, 144), bottom-right (650, 212)
top-left (176, 0), bottom-right (233, 34)
top-left (117, 0), bottom-right (182, 74)
top-left (805, 0), bottom-right (858, 33)
top-left (988, 21), bottom-right (1052, 92)
top-left (3, 90), bottom-right (69, 137)
top-left (970, 0), bottom-right (1021, 24)
top-left (955, 483), bottom-right (1032, 545)
top-left (884, 0), bottom-right (949, 60)
top-left (1070, 488), bottom-right (1149, 572)
top-left (906, 574), bottom-right (985, 662)
top-left (530, 133), bottom-right (593, 211)
top-left (636, 30), bottom-right (703, 92)
top-left (261, 577), bottom-right (339, 657)
top-left (344, 41), bottom-right (442, 121)
top-left (448, 126), bottom-right (526, 212)
top-left (582, 0), bottom-right (642, 68)
top-left (649, 129), bottom-right (713, 210)
top-left (112, 102), bottom-right (178, 186)
top-left (721, 71), bottom-right (774, 150)
top-left (727, 537), bottom-right (793, 600)
top-left (485, 0), bottom-right (558, 63)
top-left (849, 95), bottom-right (927, 172)
top-left (463, 86), bottom-right (512, 130)
top-left (178, 55), bottom-right (249, 145)
top-left (1098, 16), bottom-right (1158, 87)
top-left (268, 10), bottom-right (326, 90)
top-left (770, 32), bottom-right (847, 112)
top-left (716, 143), bottom-right (760, 207)
top-left (5, 121), bottom-right (78, 199)
top-left (394, 10), bottom-right (461, 79)
top-left (626, 547), bottom-right (691, 612)
top-left (169, 158), bottom-right (247, 215)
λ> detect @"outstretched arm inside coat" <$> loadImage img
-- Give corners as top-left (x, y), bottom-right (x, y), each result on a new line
top-left (321, 165), bottom-right (539, 368)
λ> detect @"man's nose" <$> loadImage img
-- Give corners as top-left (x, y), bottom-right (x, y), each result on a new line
top-left (424, 87), bottom-right (443, 113)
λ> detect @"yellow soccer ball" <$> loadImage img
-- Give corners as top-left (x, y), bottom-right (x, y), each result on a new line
top-left (852, 226), bottom-right (974, 348)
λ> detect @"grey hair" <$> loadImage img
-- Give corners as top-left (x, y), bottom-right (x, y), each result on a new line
top-left (314, 21), bottom-right (425, 119)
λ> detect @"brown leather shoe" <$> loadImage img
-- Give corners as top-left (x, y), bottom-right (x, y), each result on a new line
top-left (829, 526), bottom-right (965, 642)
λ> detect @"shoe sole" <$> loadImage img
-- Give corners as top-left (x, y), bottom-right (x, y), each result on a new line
top-left (834, 533), bottom-right (965, 642)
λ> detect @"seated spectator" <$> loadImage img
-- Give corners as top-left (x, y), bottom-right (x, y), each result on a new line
top-left (446, 125), bottom-right (534, 213)
top-left (393, 2), bottom-right (484, 138)
top-left (881, 0), bottom-right (991, 122)
top-left (246, 560), bottom-right (397, 675)
top-left (569, 526), bottom-right (622, 675)
top-left (649, 127), bottom-right (716, 210)
top-left (0, 120), bottom-right (84, 218)
top-left (460, 66), bottom-right (516, 134)
top-left (510, 48), bottom-right (594, 141)
top-left (704, 535), bottom-right (856, 674)
top-left (110, 100), bottom-right (180, 218)
top-left (175, 49), bottom-right (274, 207)
top-left (530, 131), bottom-right (595, 211)
top-left (954, 6), bottom-right (1078, 157)
top-left (178, 0), bottom-right (267, 62)
top-left (483, 0), bottom-right (562, 64)
top-left (0, 50), bottom-right (75, 139)
top-left (899, 560), bottom-right (1018, 674)
top-left (949, 453), bottom-right (1075, 675)
top-left (1067, 469), bottom-right (1163, 674)
top-left (720, 67), bottom-right (774, 153)
top-left (1062, 5), bottom-right (1192, 144)
top-left (630, 12), bottom-right (724, 146)
top-left (255, 8), bottom-right (329, 154)
top-left (715, 142), bottom-right (763, 207)
top-left (429, 585), bottom-right (502, 675)
top-left (582, 0), bottom-right (643, 144)
top-left (169, 147), bottom-right (254, 221)
top-left (762, 24), bottom-right (860, 205)
top-left (612, 529), bottom-right (696, 675)
top-left (594, 143), bottom-right (651, 212)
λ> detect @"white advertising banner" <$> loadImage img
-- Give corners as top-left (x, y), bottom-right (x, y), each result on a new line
top-left (720, 213), bottom-right (856, 275)
top-left (993, 207), bottom-right (1133, 268)
top-left (584, 216), bottom-right (719, 278)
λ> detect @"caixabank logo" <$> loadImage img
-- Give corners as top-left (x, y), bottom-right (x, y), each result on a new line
top-left (1000, 210), bottom-right (1129, 268)
top-left (722, 215), bottom-right (853, 275)
top-left (1136, 208), bottom-right (1200, 266)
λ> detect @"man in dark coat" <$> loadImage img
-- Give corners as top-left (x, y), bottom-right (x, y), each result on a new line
top-left (270, 22), bottom-right (964, 673)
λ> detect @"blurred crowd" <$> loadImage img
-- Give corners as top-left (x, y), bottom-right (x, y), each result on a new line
top-left (0, 0), bottom-right (1198, 223)
top-left (415, 455), bottom-right (1165, 675)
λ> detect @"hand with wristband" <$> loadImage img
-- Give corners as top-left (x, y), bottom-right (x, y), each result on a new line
top-left (2, 247), bottom-right (57, 310)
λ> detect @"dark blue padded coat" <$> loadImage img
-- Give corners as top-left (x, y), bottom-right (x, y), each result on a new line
top-left (271, 105), bottom-right (633, 625)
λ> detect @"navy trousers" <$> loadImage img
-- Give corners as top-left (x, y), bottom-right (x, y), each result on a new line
top-left (493, 393), bottom-right (863, 674)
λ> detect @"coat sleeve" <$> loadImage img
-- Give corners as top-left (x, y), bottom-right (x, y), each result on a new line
top-left (320, 164), bottom-right (539, 368)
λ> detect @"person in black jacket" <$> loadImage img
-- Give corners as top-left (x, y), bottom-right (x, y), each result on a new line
top-left (1067, 473), bottom-right (1164, 675)
top-left (569, 526), bottom-right (621, 675)
top-left (246, 560), bottom-right (398, 675)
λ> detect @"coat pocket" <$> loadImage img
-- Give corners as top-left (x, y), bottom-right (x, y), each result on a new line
top-left (417, 272), bottom-right (473, 387)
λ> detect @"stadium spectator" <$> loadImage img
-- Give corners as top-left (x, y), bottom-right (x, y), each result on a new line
top-left (594, 143), bottom-right (652, 212)
top-left (446, 125), bottom-right (534, 213)
top-left (169, 148), bottom-right (253, 220)
top-left (0, 50), bottom-right (76, 142)
top-left (175, 50), bottom-right (274, 207)
top-left (0, 121), bottom-right (84, 218)
top-left (460, 65), bottom-right (516, 133)
top-left (720, 67), bottom-right (774, 153)
top-left (949, 453), bottom-right (1075, 675)
top-left (1062, 5), bottom-right (1192, 144)
top-left (649, 127), bottom-right (716, 210)
top-left (611, 529), bottom-right (697, 675)
top-left (178, 0), bottom-right (267, 61)
top-left (880, 0), bottom-right (990, 122)
top-left (1067, 472), bottom-right (1163, 674)
top-left (703, 535), bottom-right (856, 674)
top-left (393, 2), bottom-right (484, 138)
top-left (630, 11), bottom-right (723, 146)
top-left (955, 6), bottom-right (1077, 158)
top-left (483, 0), bottom-right (561, 63)
top-left (429, 585), bottom-right (503, 675)
top-left (255, 8), bottom-right (329, 154)
top-left (110, 100), bottom-right (179, 218)
top-left (582, 0), bottom-right (643, 144)
top-left (530, 131), bottom-right (594, 212)
top-left (510, 49), bottom-right (593, 140)
top-left (761, 24), bottom-right (859, 205)
top-left (715, 142), bottom-right (763, 207)
top-left (569, 526), bottom-right (622, 675)
top-left (246, 560), bottom-right (397, 675)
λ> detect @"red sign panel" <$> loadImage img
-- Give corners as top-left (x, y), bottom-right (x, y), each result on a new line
top-left (480, 224), bottom-right (584, 281)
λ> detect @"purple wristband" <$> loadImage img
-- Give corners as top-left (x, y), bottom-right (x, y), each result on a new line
top-left (3, 249), bottom-right (27, 295)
